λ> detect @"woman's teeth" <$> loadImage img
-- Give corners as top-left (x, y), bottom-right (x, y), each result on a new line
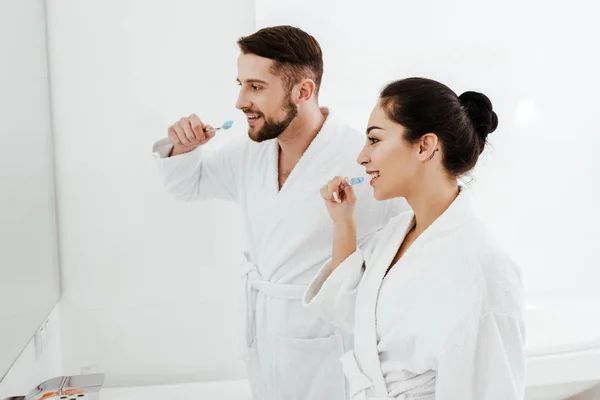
top-left (369, 172), bottom-right (380, 180)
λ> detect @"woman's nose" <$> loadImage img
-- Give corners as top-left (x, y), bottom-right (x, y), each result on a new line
top-left (357, 146), bottom-right (370, 166)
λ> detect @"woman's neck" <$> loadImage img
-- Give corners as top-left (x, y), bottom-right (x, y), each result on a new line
top-left (406, 179), bottom-right (460, 235)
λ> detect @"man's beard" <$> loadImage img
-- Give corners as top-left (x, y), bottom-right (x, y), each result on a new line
top-left (248, 98), bottom-right (298, 143)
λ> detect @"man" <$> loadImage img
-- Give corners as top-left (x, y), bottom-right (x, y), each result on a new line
top-left (152, 26), bottom-right (406, 399)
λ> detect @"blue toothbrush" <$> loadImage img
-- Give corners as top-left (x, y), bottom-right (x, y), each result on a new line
top-left (206, 120), bottom-right (234, 133)
top-left (339, 176), bottom-right (365, 191)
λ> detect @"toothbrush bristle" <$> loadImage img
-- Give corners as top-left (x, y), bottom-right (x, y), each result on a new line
top-left (349, 177), bottom-right (364, 185)
top-left (222, 120), bottom-right (234, 130)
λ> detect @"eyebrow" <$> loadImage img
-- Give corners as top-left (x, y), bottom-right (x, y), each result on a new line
top-left (236, 78), bottom-right (269, 85)
top-left (366, 126), bottom-right (383, 135)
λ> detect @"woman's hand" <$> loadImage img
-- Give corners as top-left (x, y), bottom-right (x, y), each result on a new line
top-left (320, 176), bottom-right (357, 224)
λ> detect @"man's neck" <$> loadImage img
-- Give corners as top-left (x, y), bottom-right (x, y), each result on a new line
top-left (277, 106), bottom-right (328, 160)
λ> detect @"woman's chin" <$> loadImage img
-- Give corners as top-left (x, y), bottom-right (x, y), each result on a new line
top-left (373, 188), bottom-right (387, 201)
top-left (373, 186), bottom-right (403, 202)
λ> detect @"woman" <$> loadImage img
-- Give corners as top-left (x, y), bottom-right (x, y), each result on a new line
top-left (304, 78), bottom-right (525, 399)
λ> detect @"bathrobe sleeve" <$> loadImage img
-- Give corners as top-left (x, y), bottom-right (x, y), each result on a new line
top-left (435, 311), bottom-right (526, 400)
top-left (152, 136), bottom-right (244, 202)
top-left (302, 228), bottom-right (381, 333)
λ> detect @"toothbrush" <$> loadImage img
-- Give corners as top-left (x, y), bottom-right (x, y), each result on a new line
top-left (339, 176), bottom-right (365, 191)
top-left (206, 120), bottom-right (234, 133)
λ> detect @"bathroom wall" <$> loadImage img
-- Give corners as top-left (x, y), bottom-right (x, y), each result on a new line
top-left (45, 0), bottom-right (254, 387)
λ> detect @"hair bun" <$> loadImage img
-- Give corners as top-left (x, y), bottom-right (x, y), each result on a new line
top-left (459, 91), bottom-right (498, 142)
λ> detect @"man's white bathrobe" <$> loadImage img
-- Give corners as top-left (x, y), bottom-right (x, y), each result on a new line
top-left (152, 111), bottom-right (406, 400)
top-left (304, 189), bottom-right (526, 400)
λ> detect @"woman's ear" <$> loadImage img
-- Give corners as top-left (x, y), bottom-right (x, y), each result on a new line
top-left (417, 133), bottom-right (439, 161)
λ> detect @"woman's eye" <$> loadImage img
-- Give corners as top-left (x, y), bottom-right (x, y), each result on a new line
top-left (369, 137), bottom-right (379, 144)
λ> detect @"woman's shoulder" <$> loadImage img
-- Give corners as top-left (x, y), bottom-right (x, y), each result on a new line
top-left (464, 220), bottom-right (524, 318)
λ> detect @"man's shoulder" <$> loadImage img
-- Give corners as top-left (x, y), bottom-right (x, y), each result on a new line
top-left (327, 123), bottom-right (365, 160)
top-left (334, 121), bottom-right (364, 141)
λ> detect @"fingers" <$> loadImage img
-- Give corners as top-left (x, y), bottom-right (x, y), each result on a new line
top-left (168, 126), bottom-right (181, 146)
top-left (168, 114), bottom-right (216, 148)
top-left (172, 123), bottom-right (190, 146)
top-left (182, 118), bottom-right (197, 142)
top-left (328, 176), bottom-right (345, 203)
top-left (320, 185), bottom-right (332, 201)
top-left (189, 114), bottom-right (208, 142)
top-left (342, 182), bottom-right (357, 205)
top-left (204, 125), bottom-right (216, 140)
top-left (321, 176), bottom-right (346, 204)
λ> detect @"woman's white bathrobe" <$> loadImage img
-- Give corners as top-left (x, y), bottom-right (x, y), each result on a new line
top-left (303, 190), bottom-right (526, 400)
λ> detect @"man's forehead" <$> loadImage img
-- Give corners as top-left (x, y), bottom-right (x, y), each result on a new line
top-left (237, 53), bottom-right (278, 81)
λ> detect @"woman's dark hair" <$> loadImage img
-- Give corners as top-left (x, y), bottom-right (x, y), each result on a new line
top-left (380, 77), bottom-right (498, 177)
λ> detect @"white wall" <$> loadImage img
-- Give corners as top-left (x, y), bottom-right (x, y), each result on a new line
top-left (255, 0), bottom-right (600, 299)
top-left (45, 0), bottom-right (254, 387)
top-left (0, 306), bottom-right (63, 398)
top-left (0, 0), bottom-right (60, 381)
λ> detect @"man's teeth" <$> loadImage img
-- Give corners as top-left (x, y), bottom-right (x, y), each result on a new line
top-left (247, 114), bottom-right (260, 119)
top-left (369, 172), bottom-right (380, 180)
